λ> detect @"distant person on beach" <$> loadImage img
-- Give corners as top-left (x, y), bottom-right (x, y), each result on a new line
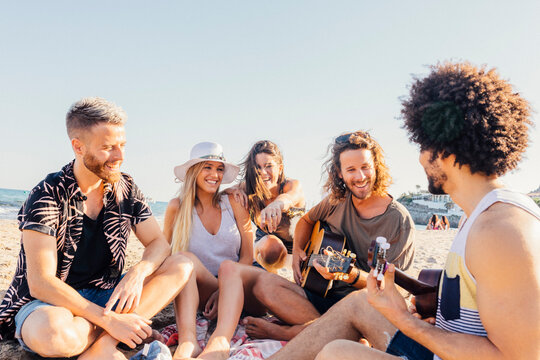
top-left (0, 97), bottom-right (192, 359)
top-left (268, 62), bottom-right (540, 360)
top-left (163, 142), bottom-right (260, 360)
top-left (226, 140), bottom-right (305, 271)
top-left (426, 214), bottom-right (441, 230)
top-left (241, 130), bottom-right (415, 341)
top-left (440, 215), bottom-right (450, 230)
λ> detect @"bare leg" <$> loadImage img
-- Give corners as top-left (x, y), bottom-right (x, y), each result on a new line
top-left (198, 262), bottom-right (266, 360)
top-left (173, 252), bottom-right (219, 360)
top-left (20, 306), bottom-right (100, 357)
top-left (255, 235), bottom-right (287, 271)
top-left (268, 290), bottom-right (397, 360)
top-left (244, 271), bottom-right (320, 340)
top-left (79, 254), bottom-right (193, 359)
top-left (316, 339), bottom-right (399, 360)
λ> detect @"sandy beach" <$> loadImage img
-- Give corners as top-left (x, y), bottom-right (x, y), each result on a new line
top-left (0, 219), bottom-right (455, 359)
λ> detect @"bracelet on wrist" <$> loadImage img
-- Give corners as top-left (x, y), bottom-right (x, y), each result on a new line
top-left (351, 268), bottom-right (361, 285)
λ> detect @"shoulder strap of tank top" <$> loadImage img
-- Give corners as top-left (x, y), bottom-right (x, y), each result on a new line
top-left (220, 194), bottom-right (236, 220)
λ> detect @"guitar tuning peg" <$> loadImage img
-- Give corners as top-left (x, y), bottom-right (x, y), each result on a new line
top-left (338, 274), bottom-right (343, 280)
top-left (350, 253), bottom-right (356, 259)
top-left (342, 249), bottom-right (347, 255)
top-left (343, 274), bottom-right (349, 281)
top-left (346, 250), bottom-right (351, 257)
top-left (376, 236), bottom-right (387, 244)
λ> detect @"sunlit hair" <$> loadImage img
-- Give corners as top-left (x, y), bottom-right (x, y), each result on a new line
top-left (240, 140), bottom-right (285, 218)
top-left (323, 131), bottom-right (391, 203)
top-left (66, 97), bottom-right (126, 139)
top-left (402, 62), bottom-right (532, 176)
top-left (171, 162), bottom-right (221, 254)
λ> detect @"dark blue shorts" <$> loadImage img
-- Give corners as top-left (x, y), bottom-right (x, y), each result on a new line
top-left (386, 331), bottom-right (434, 360)
top-left (304, 288), bottom-right (346, 314)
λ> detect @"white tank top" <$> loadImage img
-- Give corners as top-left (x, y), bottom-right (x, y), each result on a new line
top-left (433, 188), bottom-right (540, 360)
top-left (188, 194), bottom-right (241, 276)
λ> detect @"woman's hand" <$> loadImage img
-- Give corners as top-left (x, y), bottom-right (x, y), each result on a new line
top-left (203, 290), bottom-right (219, 320)
top-left (260, 201), bottom-right (283, 233)
top-left (225, 187), bottom-right (248, 209)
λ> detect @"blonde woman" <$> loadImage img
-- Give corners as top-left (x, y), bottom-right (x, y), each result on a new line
top-left (163, 142), bottom-right (264, 360)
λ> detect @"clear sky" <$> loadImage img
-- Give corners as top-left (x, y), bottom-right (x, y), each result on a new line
top-left (1, 1), bottom-right (539, 206)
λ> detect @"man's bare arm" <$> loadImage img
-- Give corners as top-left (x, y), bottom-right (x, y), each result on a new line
top-left (104, 216), bottom-right (170, 313)
top-left (368, 204), bottom-right (540, 359)
top-left (23, 229), bottom-right (152, 348)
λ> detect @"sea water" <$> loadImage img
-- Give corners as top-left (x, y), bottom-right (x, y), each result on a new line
top-left (0, 187), bottom-right (168, 221)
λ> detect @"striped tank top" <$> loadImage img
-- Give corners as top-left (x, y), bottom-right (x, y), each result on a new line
top-left (434, 188), bottom-right (540, 360)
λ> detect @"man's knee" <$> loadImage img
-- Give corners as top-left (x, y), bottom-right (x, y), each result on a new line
top-left (257, 235), bottom-right (287, 268)
top-left (340, 289), bottom-right (369, 312)
top-left (160, 253), bottom-right (194, 284)
top-left (22, 307), bottom-right (87, 357)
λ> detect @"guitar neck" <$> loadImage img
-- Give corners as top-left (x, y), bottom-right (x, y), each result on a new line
top-left (393, 268), bottom-right (437, 295)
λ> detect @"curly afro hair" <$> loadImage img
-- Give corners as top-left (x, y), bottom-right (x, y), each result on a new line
top-left (402, 62), bottom-right (532, 176)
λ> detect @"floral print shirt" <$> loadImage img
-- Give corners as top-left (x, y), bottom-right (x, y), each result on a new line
top-left (0, 161), bottom-right (152, 340)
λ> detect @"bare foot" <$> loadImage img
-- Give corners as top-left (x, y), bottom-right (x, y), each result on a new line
top-left (197, 335), bottom-right (229, 360)
top-left (173, 336), bottom-right (202, 360)
top-left (243, 316), bottom-right (299, 341)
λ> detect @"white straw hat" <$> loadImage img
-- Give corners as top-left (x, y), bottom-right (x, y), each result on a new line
top-left (174, 142), bottom-right (240, 184)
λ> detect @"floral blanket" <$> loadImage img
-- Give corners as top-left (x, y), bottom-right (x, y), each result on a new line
top-left (160, 315), bottom-right (286, 359)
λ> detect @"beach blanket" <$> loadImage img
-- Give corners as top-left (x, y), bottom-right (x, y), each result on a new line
top-left (160, 314), bottom-right (286, 359)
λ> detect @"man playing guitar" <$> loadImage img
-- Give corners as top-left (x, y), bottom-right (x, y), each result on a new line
top-left (268, 62), bottom-right (540, 360)
top-left (244, 130), bottom-right (416, 341)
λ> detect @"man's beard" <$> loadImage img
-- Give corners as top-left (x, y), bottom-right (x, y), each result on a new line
top-left (83, 152), bottom-right (121, 183)
top-left (347, 178), bottom-right (374, 201)
top-left (427, 173), bottom-right (447, 195)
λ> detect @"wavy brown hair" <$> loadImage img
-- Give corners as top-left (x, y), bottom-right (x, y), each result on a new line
top-left (241, 140), bottom-right (285, 217)
top-left (402, 62), bottom-right (532, 176)
top-left (323, 131), bottom-right (392, 203)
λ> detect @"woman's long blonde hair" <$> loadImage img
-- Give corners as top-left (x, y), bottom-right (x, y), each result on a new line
top-left (171, 162), bottom-right (221, 254)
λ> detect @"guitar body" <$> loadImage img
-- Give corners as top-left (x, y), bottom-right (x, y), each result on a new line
top-left (415, 269), bottom-right (442, 318)
top-left (301, 221), bottom-right (347, 297)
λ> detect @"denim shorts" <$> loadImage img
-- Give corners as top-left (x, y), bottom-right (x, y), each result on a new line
top-left (14, 284), bottom-right (120, 353)
top-left (385, 330), bottom-right (434, 360)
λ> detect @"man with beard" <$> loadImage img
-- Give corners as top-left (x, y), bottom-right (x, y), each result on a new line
top-left (243, 130), bottom-right (415, 341)
top-left (0, 97), bottom-right (193, 359)
top-left (268, 62), bottom-right (540, 360)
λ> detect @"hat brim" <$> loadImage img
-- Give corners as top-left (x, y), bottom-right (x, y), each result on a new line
top-left (174, 158), bottom-right (240, 184)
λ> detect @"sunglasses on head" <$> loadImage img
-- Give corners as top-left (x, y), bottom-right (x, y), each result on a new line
top-left (335, 133), bottom-right (353, 144)
top-left (335, 131), bottom-right (370, 144)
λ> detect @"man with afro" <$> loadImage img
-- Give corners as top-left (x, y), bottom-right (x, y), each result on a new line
top-left (268, 62), bottom-right (540, 360)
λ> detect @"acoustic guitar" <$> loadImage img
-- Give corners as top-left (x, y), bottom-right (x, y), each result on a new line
top-left (300, 221), bottom-right (355, 297)
top-left (300, 222), bottom-right (442, 317)
top-left (368, 237), bottom-right (442, 318)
